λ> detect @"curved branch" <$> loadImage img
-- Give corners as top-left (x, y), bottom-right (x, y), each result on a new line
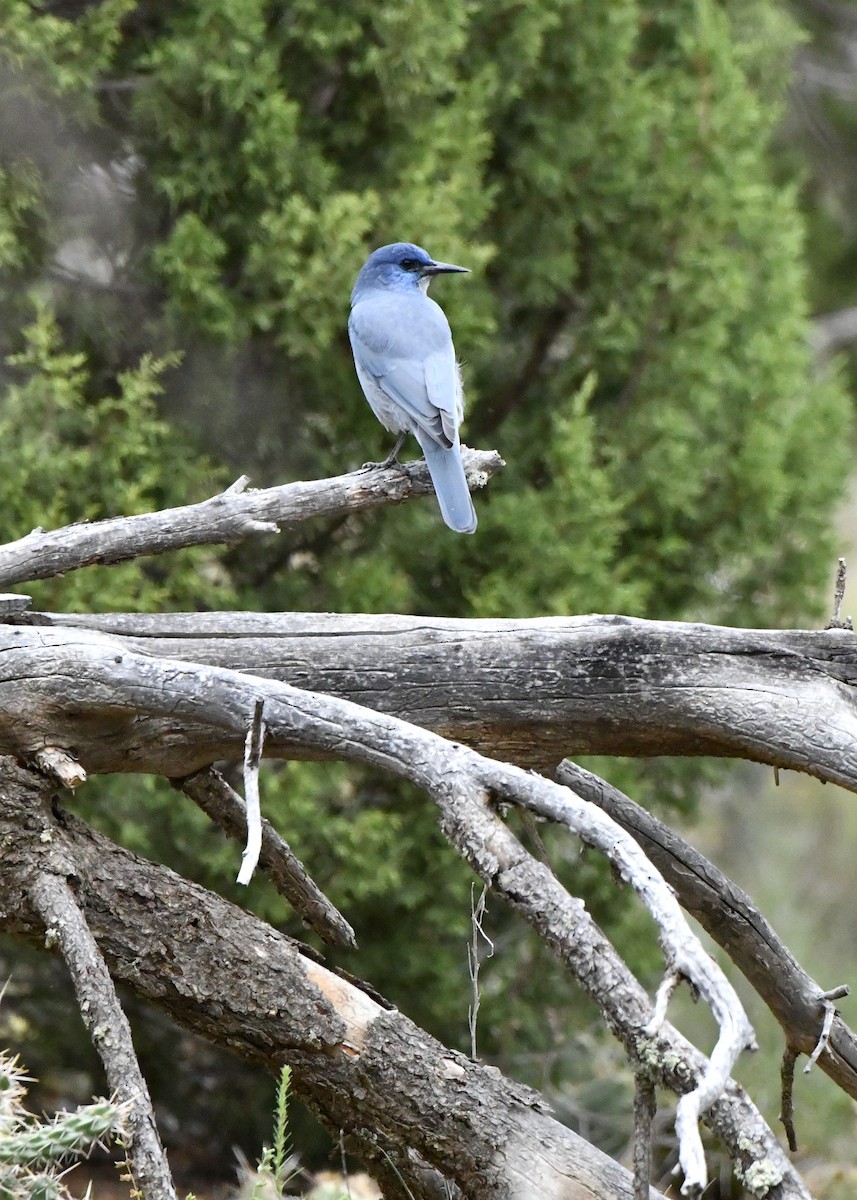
top-left (28, 872), bottom-right (176, 1200)
top-left (488, 769), bottom-right (757, 1190)
top-left (0, 449), bottom-right (503, 587)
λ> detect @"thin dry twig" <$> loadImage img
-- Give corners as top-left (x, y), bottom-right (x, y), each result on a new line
top-left (633, 1073), bottom-right (657, 1200)
top-left (780, 1045), bottom-right (799, 1152)
top-left (28, 872), bottom-right (177, 1200)
top-left (467, 885), bottom-right (494, 1060)
top-left (646, 971), bottom-right (683, 1032)
top-left (826, 557), bottom-right (853, 630)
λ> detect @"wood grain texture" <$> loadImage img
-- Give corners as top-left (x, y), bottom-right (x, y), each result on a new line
top-left (16, 611), bottom-right (857, 784)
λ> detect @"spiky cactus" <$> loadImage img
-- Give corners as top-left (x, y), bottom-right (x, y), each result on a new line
top-left (0, 1049), bottom-right (125, 1200)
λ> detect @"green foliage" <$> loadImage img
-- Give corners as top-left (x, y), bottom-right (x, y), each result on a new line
top-left (0, 1048), bottom-right (124, 1200)
top-left (0, 305), bottom-right (234, 611)
top-left (4, 0), bottom-right (844, 622)
top-left (0, 0), bottom-right (133, 103)
top-left (253, 1067), bottom-right (299, 1198)
top-left (468, 374), bottom-right (646, 617)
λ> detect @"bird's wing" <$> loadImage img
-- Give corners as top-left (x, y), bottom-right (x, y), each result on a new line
top-left (349, 297), bottom-right (461, 448)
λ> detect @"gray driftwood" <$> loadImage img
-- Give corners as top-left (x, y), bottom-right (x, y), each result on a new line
top-left (0, 622), bottom-right (808, 1196)
top-left (557, 759), bottom-right (857, 1111)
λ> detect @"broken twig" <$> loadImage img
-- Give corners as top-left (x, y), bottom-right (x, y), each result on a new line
top-left (178, 766), bottom-right (356, 949)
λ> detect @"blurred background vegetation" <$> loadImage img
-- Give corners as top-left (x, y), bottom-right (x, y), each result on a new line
top-left (1, 0), bottom-right (857, 1195)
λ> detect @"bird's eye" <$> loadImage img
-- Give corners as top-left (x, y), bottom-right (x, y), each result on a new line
top-left (399, 258), bottom-right (421, 271)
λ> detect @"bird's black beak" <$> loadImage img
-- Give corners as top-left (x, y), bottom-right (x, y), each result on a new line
top-left (422, 260), bottom-right (470, 276)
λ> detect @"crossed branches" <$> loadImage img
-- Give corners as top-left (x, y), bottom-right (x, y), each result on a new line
top-left (0, 457), bottom-right (849, 1199)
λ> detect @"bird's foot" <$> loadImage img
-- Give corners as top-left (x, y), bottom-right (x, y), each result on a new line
top-left (361, 433), bottom-right (408, 472)
top-left (360, 453), bottom-right (404, 472)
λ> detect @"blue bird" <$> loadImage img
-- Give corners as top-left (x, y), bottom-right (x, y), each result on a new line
top-left (349, 241), bottom-right (477, 534)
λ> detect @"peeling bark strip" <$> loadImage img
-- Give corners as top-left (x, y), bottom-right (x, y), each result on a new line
top-left (0, 761), bottom-right (660, 1200)
top-left (30, 610), bottom-right (857, 784)
top-left (177, 767), bottom-right (356, 949)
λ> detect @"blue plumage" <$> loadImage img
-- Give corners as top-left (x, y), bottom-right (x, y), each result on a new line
top-left (349, 242), bottom-right (477, 534)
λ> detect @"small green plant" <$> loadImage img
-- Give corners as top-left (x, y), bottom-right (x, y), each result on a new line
top-left (240, 1068), bottom-right (361, 1200)
top-left (235, 1067), bottom-right (300, 1200)
top-left (255, 1066), bottom-right (297, 1198)
top-left (0, 1048), bottom-right (126, 1200)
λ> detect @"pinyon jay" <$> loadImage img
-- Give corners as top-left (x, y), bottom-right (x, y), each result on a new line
top-left (349, 241), bottom-right (477, 534)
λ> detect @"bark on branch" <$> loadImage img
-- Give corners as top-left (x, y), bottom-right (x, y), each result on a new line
top-left (6, 612), bottom-right (857, 789)
top-left (28, 872), bottom-right (177, 1200)
top-left (0, 634), bottom-right (805, 1195)
top-left (0, 449), bottom-right (503, 587)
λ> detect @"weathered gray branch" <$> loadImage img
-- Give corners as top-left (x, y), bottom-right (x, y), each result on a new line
top-left (489, 769), bottom-right (758, 1192)
top-left (556, 759), bottom-right (857, 1109)
top-left (0, 633), bottom-right (806, 1194)
top-left (8, 611), bottom-right (857, 787)
top-left (0, 449), bottom-right (503, 587)
top-left (27, 871), bottom-right (177, 1200)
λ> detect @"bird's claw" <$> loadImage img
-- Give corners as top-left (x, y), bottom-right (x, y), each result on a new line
top-left (360, 456), bottom-right (403, 472)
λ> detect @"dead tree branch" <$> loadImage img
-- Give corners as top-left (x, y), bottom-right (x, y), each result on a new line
top-left (177, 766), bottom-right (356, 949)
top-left (0, 479), bottom-right (842, 1196)
top-left (0, 635), bottom-right (803, 1194)
top-left (0, 449), bottom-right (503, 588)
top-left (489, 770), bottom-right (757, 1190)
top-left (556, 759), bottom-right (857, 1105)
top-left (25, 610), bottom-right (857, 786)
top-left (633, 1073), bottom-right (657, 1200)
top-left (1, 759), bottom-right (664, 1200)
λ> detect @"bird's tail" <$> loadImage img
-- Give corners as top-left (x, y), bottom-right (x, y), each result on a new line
top-left (416, 433), bottom-right (478, 534)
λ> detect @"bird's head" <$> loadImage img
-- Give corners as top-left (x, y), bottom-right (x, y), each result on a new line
top-left (352, 242), bottom-right (469, 300)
